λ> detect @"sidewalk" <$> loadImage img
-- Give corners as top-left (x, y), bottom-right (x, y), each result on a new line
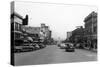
top-left (92, 48), bottom-right (97, 52)
top-left (83, 47), bottom-right (97, 52)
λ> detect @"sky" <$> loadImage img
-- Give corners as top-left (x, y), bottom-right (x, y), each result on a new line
top-left (14, 1), bottom-right (97, 40)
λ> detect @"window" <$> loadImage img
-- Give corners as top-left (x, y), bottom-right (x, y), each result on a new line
top-left (19, 24), bottom-right (22, 31)
top-left (93, 26), bottom-right (97, 33)
top-left (11, 23), bottom-right (14, 31)
top-left (15, 22), bottom-right (18, 31)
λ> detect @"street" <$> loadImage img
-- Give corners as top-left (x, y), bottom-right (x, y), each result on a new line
top-left (15, 45), bottom-right (97, 66)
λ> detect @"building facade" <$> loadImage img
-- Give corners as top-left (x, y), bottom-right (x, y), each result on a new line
top-left (67, 11), bottom-right (97, 50)
top-left (22, 26), bottom-right (40, 38)
top-left (22, 23), bottom-right (52, 44)
top-left (40, 23), bottom-right (52, 45)
top-left (40, 24), bottom-right (51, 39)
top-left (11, 12), bottom-right (24, 40)
top-left (71, 26), bottom-right (84, 44)
top-left (84, 11), bottom-right (97, 49)
top-left (11, 12), bottom-right (29, 46)
top-left (67, 32), bottom-right (72, 41)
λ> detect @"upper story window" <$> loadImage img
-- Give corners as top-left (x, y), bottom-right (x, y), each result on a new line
top-left (93, 26), bottom-right (97, 33)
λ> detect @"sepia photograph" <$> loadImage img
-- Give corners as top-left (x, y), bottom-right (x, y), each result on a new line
top-left (11, 1), bottom-right (97, 66)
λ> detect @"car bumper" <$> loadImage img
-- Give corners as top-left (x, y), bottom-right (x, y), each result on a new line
top-left (65, 48), bottom-right (75, 52)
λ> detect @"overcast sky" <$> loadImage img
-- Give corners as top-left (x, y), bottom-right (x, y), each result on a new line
top-left (15, 1), bottom-right (97, 40)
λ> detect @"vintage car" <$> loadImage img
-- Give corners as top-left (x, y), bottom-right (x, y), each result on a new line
top-left (59, 43), bottom-right (67, 49)
top-left (65, 43), bottom-right (75, 52)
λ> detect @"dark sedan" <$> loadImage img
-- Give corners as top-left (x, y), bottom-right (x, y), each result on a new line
top-left (65, 43), bottom-right (75, 52)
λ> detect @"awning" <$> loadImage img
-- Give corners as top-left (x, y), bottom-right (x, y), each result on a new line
top-left (23, 33), bottom-right (28, 36)
top-left (12, 31), bottom-right (25, 36)
top-left (27, 37), bottom-right (33, 41)
top-left (12, 31), bottom-right (23, 34)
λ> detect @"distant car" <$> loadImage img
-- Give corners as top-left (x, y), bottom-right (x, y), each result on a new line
top-left (59, 43), bottom-right (67, 49)
top-left (57, 41), bottom-right (61, 47)
top-left (57, 44), bottom-right (60, 47)
top-left (65, 43), bottom-right (75, 52)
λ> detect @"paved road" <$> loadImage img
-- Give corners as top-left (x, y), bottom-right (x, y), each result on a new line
top-left (15, 45), bottom-right (97, 66)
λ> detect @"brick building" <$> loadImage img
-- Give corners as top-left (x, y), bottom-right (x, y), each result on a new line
top-left (11, 12), bottom-right (24, 40)
top-left (67, 32), bottom-right (72, 41)
top-left (69, 26), bottom-right (84, 44)
top-left (11, 12), bottom-right (28, 45)
top-left (84, 11), bottom-right (97, 49)
top-left (40, 23), bottom-right (51, 39)
top-left (40, 23), bottom-right (52, 45)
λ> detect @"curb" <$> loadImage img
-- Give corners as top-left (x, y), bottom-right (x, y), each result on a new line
top-left (83, 47), bottom-right (97, 52)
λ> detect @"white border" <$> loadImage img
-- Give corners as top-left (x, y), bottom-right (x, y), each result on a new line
top-left (0, 0), bottom-right (99, 67)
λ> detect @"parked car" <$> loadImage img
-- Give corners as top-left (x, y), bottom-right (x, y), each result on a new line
top-left (65, 43), bottom-right (75, 52)
top-left (75, 43), bottom-right (84, 49)
top-left (35, 44), bottom-right (40, 49)
top-left (14, 46), bottom-right (23, 53)
top-left (59, 43), bottom-right (67, 49)
top-left (14, 39), bottom-right (24, 53)
top-left (32, 38), bottom-right (46, 49)
top-left (14, 37), bottom-right (34, 53)
top-left (38, 43), bottom-right (46, 48)
top-left (21, 44), bottom-right (34, 52)
top-left (32, 43), bottom-right (40, 50)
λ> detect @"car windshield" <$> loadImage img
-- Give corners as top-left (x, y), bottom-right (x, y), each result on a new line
top-left (66, 43), bottom-right (73, 47)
